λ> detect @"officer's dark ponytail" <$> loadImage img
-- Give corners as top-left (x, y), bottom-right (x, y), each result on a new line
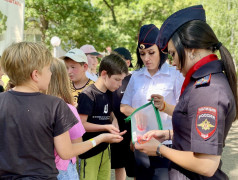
top-left (172, 20), bottom-right (238, 120)
top-left (219, 45), bottom-right (238, 120)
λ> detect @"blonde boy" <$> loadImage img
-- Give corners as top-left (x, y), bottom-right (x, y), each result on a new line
top-left (0, 42), bottom-right (123, 179)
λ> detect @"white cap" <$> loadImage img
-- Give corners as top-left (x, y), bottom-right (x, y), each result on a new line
top-left (60, 48), bottom-right (88, 64)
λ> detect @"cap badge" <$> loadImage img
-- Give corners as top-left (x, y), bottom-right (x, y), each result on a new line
top-left (140, 44), bottom-right (145, 49)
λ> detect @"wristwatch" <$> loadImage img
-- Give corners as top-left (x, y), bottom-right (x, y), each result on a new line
top-left (156, 143), bottom-right (162, 157)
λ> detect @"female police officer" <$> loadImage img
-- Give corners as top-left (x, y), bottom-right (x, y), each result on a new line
top-left (121, 24), bottom-right (184, 180)
top-left (135, 5), bottom-right (237, 180)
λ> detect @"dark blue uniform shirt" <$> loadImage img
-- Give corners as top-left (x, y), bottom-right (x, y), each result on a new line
top-left (170, 60), bottom-right (236, 179)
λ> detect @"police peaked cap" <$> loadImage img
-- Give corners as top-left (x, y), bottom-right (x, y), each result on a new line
top-left (158, 5), bottom-right (206, 52)
top-left (138, 24), bottom-right (160, 49)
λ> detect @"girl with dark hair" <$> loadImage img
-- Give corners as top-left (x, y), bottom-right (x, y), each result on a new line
top-left (135, 5), bottom-right (237, 180)
top-left (120, 24), bottom-right (184, 180)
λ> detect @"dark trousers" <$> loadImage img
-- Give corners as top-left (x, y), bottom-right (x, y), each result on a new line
top-left (135, 149), bottom-right (170, 180)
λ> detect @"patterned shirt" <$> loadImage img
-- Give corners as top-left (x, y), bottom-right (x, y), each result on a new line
top-left (70, 79), bottom-right (94, 104)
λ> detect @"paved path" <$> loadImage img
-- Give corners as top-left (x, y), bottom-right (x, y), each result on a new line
top-left (221, 120), bottom-right (238, 179)
top-left (111, 121), bottom-right (238, 180)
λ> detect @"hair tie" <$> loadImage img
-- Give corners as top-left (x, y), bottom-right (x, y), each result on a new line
top-left (215, 42), bottom-right (222, 50)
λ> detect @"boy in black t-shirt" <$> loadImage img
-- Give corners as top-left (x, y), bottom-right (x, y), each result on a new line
top-left (77, 53), bottom-right (128, 180)
top-left (0, 42), bottom-right (124, 179)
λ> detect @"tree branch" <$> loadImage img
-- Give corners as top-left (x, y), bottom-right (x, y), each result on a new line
top-left (103, 0), bottom-right (117, 25)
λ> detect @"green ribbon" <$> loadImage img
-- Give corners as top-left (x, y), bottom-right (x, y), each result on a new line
top-left (124, 98), bottom-right (163, 130)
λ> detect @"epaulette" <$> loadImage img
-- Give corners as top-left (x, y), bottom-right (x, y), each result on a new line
top-left (194, 74), bottom-right (211, 87)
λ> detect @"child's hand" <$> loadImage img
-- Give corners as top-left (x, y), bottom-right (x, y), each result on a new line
top-left (142, 130), bottom-right (166, 142)
top-left (119, 130), bottom-right (127, 136)
top-left (99, 133), bottom-right (123, 143)
top-left (105, 124), bottom-right (120, 134)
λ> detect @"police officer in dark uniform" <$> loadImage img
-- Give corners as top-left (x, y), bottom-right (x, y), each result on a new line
top-left (135, 5), bottom-right (237, 180)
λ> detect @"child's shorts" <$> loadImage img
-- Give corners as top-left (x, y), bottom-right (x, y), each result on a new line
top-left (57, 161), bottom-right (79, 180)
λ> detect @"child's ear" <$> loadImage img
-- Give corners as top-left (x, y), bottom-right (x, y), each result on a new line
top-left (83, 63), bottom-right (88, 71)
top-left (31, 70), bottom-right (39, 82)
top-left (126, 60), bottom-right (131, 67)
top-left (101, 70), bottom-right (107, 79)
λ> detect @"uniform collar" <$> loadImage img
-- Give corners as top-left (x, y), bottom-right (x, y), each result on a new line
top-left (140, 62), bottom-right (170, 77)
top-left (180, 54), bottom-right (218, 95)
top-left (192, 60), bottom-right (223, 79)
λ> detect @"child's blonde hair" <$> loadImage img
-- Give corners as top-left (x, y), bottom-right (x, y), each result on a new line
top-left (47, 58), bottom-right (74, 105)
top-left (0, 42), bottom-right (53, 86)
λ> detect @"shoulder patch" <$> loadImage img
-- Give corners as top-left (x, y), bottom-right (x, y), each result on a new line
top-left (196, 106), bottom-right (217, 140)
top-left (194, 74), bottom-right (211, 87)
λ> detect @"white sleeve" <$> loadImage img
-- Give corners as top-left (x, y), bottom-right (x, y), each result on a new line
top-left (174, 71), bottom-right (184, 103)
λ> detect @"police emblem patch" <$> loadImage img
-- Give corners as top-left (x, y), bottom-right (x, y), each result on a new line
top-left (196, 106), bottom-right (217, 140)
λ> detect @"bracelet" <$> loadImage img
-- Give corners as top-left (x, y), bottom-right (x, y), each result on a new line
top-left (90, 138), bottom-right (96, 147)
top-left (156, 143), bottom-right (163, 157)
top-left (160, 101), bottom-right (166, 111)
top-left (168, 129), bottom-right (171, 140)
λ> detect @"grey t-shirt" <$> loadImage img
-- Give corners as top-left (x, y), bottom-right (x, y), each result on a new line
top-left (0, 90), bottom-right (78, 179)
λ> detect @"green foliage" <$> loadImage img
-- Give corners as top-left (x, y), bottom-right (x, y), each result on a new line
top-left (0, 10), bottom-right (7, 34)
top-left (202, 0), bottom-right (238, 65)
top-left (25, 0), bottom-right (114, 51)
top-left (24, 0), bottom-right (238, 68)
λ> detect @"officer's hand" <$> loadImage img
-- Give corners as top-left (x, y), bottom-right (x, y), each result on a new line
top-left (149, 94), bottom-right (165, 111)
top-left (134, 138), bottom-right (160, 156)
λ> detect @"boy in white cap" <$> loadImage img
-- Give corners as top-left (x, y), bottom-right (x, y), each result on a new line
top-left (61, 48), bottom-right (94, 105)
top-left (80, 44), bottom-right (102, 82)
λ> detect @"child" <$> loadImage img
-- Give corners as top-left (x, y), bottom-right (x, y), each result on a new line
top-left (111, 48), bottom-right (135, 180)
top-left (77, 53), bottom-right (128, 180)
top-left (60, 48), bottom-right (94, 105)
top-left (80, 44), bottom-right (103, 81)
top-left (0, 42), bottom-right (124, 179)
top-left (46, 58), bottom-right (85, 180)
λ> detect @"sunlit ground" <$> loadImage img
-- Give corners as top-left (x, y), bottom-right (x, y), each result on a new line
top-left (221, 120), bottom-right (238, 180)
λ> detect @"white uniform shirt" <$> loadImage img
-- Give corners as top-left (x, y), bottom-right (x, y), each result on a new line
top-left (121, 62), bottom-right (184, 144)
top-left (86, 71), bottom-right (98, 82)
